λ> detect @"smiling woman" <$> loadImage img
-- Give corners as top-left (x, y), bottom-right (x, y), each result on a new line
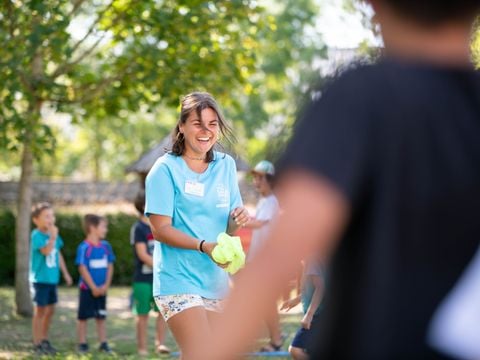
top-left (171, 92), bottom-right (233, 163)
top-left (144, 92), bottom-right (250, 358)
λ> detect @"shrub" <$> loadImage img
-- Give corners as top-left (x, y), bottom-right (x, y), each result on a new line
top-left (0, 209), bottom-right (137, 286)
top-left (0, 209), bottom-right (15, 285)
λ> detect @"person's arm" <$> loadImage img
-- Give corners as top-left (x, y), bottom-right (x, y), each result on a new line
top-left (301, 274), bottom-right (324, 330)
top-left (149, 214), bottom-right (202, 251)
top-left (226, 157), bottom-right (250, 235)
top-left (135, 242), bottom-right (153, 267)
top-left (78, 265), bottom-right (101, 296)
top-left (196, 171), bottom-right (349, 360)
top-left (39, 226), bottom-right (58, 256)
top-left (59, 252), bottom-right (72, 286)
top-left (102, 263), bottom-right (114, 294)
top-left (280, 262), bottom-right (305, 311)
top-left (149, 215), bottom-right (219, 261)
top-left (280, 295), bottom-right (301, 312)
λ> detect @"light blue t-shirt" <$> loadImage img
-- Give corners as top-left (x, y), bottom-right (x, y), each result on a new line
top-left (145, 151), bottom-right (243, 299)
top-left (29, 229), bottom-right (64, 284)
top-left (302, 262), bottom-right (324, 315)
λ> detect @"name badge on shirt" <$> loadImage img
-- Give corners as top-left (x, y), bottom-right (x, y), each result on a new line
top-left (185, 180), bottom-right (205, 197)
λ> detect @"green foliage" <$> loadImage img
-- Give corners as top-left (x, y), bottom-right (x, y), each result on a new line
top-left (0, 0), bottom-right (267, 174)
top-left (0, 210), bottom-right (137, 285)
top-left (226, 0), bottom-right (327, 162)
top-left (104, 213), bottom-right (137, 284)
top-left (472, 22), bottom-right (480, 68)
top-left (0, 0), bottom-right (334, 179)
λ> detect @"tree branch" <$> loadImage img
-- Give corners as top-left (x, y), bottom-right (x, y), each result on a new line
top-left (52, 0), bottom-right (115, 78)
top-left (54, 33), bottom-right (107, 78)
top-left (67, 0), bottom-right (89, 18)
top-left (46, 62), bottom-right (132, 105)
top-left (7, 1), bottom-right (16, 39)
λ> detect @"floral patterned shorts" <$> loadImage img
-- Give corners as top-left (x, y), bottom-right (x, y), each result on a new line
top-left (154, 294), bottom-right (224, 322)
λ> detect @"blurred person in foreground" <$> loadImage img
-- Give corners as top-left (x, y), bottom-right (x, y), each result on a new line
top-left (197, 0), bottom-right (480, 359)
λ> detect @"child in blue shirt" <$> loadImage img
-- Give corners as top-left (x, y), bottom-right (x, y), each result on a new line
top-left (281, 260), bottom-right (325, 360)
top-left (30, 202), bottom-right (72, 355)
top-left (75, 214), bottom-right (115, 354)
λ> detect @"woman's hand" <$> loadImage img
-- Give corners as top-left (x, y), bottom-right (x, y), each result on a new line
top-left (202, 242), bottom-right (231, 269)
top-left (228, 207), bottom-right (250, 233)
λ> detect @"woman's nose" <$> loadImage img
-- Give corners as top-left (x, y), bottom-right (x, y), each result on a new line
top-left (200, 123), bottom-right (213, 133)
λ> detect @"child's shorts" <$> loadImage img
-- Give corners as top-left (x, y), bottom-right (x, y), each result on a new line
top-left (291, 313), bottom-right (320, 352)
top-left (132, 282), bottom-right (159, 315)
top-left (31, 283), bottom-right (58, 306)
top-left (291, 326), bottom-right (313, 351)
top-left (78, 289), bottom-right (107, 320)
top-left (154, 294), bottom-right (223, 322)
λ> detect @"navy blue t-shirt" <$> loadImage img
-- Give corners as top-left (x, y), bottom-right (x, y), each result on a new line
top-left (131, 220), bottom-right (155, 283)
top-left (279, 58), bottom-right (480, 359)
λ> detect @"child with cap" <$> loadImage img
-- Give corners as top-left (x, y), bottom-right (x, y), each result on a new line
top-left (244, 160), bottom-right (283, 352)
top-left (246, 160), bottom-right (279, 260)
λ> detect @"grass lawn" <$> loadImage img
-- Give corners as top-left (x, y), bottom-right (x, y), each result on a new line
top-left (0, 287), bottom-right (301, 359)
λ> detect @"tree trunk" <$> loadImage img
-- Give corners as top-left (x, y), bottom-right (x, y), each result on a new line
top-left (15, 41), bottom-right (42, 316)
top-left (15, 137), bottom-right (34, 317)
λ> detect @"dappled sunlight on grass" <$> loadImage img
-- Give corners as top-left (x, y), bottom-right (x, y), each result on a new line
top-left (0, 287), bottom-right (299, 359)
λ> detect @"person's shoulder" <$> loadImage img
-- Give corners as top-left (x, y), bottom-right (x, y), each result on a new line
top-left (322, 61), bottom-right (388, 100)
top-left (134, 221), bottom-right (149, 236)
top-left (302, 61), bottom-right (392, 128)
top-left (75, 242), bottom-right (88, 259)
top-left (57, 234), bottom-right (64, 244)
top-left (147, 153), bottom-right (179, 181)
top-left (268, 194), bottom-right (279, 206)
top-left (102, 241), bottom-right (115, 254)
top-left (139, 220), bottom-right (150, 231)
top-left (31, 228), bottom-right (40, 238)
top-left (213, 151), bottom-right (236, 167)
top-left (213, 150), bottom-right (232, 160)
top-left (152, 152), bottom-right (180, 170)
top-left (101, 240), bottom-right (115, 257)
top-left (305, 260), bottom-right (324, 277)
top-left (101, 240), bottom-right (112, 247)
top-left (131, 219), bottom-right (142, 230)
top-left (77, 240), bottom-right (88, 250)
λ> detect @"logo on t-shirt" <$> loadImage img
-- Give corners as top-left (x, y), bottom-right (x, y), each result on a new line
top-left (45, 248), bottom-right (57, 268)
top-left (216, 183), bottom-right (230, 208)
top-left (89, 255), bottom-right (108, 269)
